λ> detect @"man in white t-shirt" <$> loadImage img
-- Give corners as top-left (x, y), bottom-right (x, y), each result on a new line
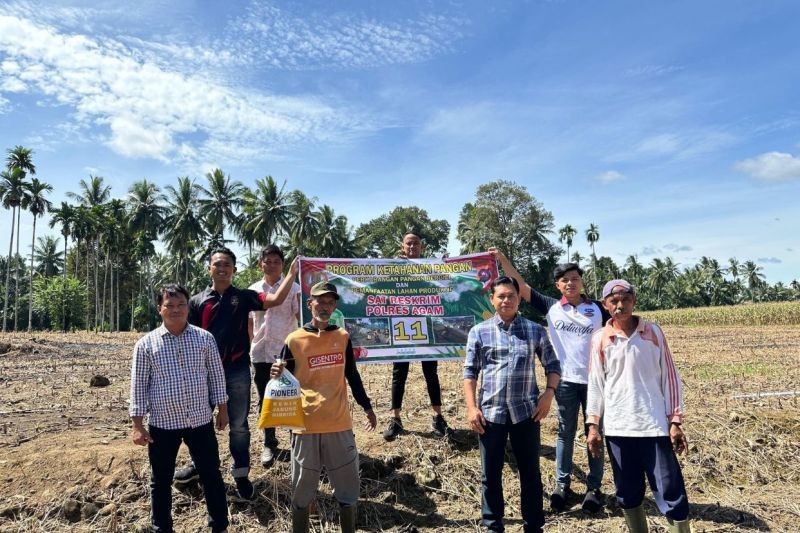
top-left (249, 244), bottom-right (301, 467)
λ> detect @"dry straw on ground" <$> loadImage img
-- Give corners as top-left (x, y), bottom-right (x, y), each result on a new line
top-left (0, 326), bottom-right (798, 532)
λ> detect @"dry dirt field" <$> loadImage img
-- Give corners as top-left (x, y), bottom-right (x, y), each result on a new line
top-left (1, 326), bottom-right (799, 532)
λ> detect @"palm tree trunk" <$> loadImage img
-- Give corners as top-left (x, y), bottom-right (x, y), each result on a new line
top-left (100, 250), bottom-right (109, 331)
top-left (85, 243), bottom-right (90, 330)
top-left (94, 240), bottom-right (100, 331)
top-left (27, 216), bottom-right (37, 331)
top-left (3, 206), bottom-right (16, 332)
top-left (14, 207), bottom-right (22, 331)
top-left (62, 237), bottom-right (68, 332)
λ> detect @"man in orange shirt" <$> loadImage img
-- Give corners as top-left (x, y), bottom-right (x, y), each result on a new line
top-left (271, 281), bottom-right (377, 533)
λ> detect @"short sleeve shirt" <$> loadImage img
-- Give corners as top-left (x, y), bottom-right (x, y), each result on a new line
top-left (248, 277), bottom-right (301, 363)
top-left (189, 285), bottom-right (262, 370)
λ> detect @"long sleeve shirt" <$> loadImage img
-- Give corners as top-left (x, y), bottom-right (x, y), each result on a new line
top-left (587, 317), bottom-right (684, 437)
top-left (464, 314), bottom-right (561, 424)
top-left (129, 323), bottom-right (227, 430)
top-left (528, 289), bottom-right (610, 385)
top-left (281, 322), bottom-right (372, 433)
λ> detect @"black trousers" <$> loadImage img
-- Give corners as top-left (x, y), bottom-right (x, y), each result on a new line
top-left (390, 360), bottom-right (442, 410)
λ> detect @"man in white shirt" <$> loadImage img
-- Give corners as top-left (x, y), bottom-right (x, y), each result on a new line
top-left (587, 280), bottom-right (690, 533)
top-left (249, 245), bottom-right (301, 467)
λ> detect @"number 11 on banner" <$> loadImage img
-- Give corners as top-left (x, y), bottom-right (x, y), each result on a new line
top-left (391, 318), bottom-right (430, 345)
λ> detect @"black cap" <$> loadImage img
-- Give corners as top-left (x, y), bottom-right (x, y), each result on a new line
top-left (553, 263), bottom-right (584, 281)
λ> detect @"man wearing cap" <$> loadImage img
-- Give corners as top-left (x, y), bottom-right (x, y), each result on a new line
top-left (489, 248), bottom-right (610, 513)
top-left (271, 281), bottom-right (377, 533)
top-left (249, 244), bottom-right (301, 468)
top-left (464, 276), bottom-right (561, 533)
top-left (587, 280), bottom-right (691, 533)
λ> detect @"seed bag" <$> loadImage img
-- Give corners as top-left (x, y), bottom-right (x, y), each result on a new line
top-left (258, 365), bottom-right (305, 431)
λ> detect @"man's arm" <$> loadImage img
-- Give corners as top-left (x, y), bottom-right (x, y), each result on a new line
top-left (343, 339), bottom-right (377, 431)
top-left (533, 327), bottom-right (560, 421)
top-left (489, 247), bottom-right (557, 314)
top-left (260, 258), bottom-right (299, 309)
top-left (657, 325), bottom-right (687, 454)
top-left (463, 328), bottom-right (486, 434)
top-left (586, 332), bottom-right (606, 457)
top-left (130, 340), bottom-right (152, 445)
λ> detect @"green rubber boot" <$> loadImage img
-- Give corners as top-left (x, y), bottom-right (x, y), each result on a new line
top-left (623, 505), bottom-right (649, 533)
top-left (292, 506), bottom-right (309, 533)
top-left (667, 517), bottom-right (691, 533)
top-left (340, 503), bottom-right (357, 533)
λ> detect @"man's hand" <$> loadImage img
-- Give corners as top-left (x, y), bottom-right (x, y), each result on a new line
top-left (364, 409), bottom-right (377, 431)
top-left (670, 423), bottom-right (688, 454)
top-left (270, 360), bottom-right (286, 379)
top-left (288, 257), bottom-right (299, 277)
top-left (533, 388), bottom-right (555, 421)
top-left (467, 406), bottom-right (486, 435)
top-left (132, 425), bottom-right (153, 446)
top-left (215, 404), bottom-right (229, 431)
top-left (587, 424), bottom-right (603, 458)
top-left (488, 246), bottom-right (505, 261)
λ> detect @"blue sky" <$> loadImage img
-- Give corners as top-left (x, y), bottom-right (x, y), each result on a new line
top-left (1, 0), bottom-right (798, 283)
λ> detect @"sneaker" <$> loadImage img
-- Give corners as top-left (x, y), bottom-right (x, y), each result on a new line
top-left (173, 464), bottom-right (198, 486)
top-left (261, 446), bottom-right (275, 468)
top-left (382, 417), bottom-right (404, 441)
top-left (550, 483), bottom-right (568, 512)
top-left (233, 476), bottom-right (254, 502)
top-left (581, 488), bottom-right (603, 513)
top-left (431, 414), bottom-right (450, 437)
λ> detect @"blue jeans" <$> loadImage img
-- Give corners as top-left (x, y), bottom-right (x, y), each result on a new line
top-left (555, 380), bottom-right (604, 490)
top-left (149, 422), bottom-right (228, 532)
top-left (479, 417), bottom-right (544, 533)
top-left (226, 365), bottom-right (251, 478)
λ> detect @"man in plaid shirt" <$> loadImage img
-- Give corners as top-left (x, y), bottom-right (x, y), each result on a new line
top-left (464, 276), bottom-right (561, 533)
top-left (130, 284), bottom-right (229, 533)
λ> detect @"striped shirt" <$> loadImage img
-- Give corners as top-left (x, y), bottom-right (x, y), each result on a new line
top-left (129, 323), bottom-right (227, 430)
top-left (464, 314), bottom-right (561, 424)
top-left (587, 317), bottom-right (684, 437)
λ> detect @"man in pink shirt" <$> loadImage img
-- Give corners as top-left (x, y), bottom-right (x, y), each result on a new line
top-left (587, 280), bottom-right (691, 533)
top-left (249, 244), bottom-right (301, 467)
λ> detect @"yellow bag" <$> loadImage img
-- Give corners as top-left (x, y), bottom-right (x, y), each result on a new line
top-left (257, 364), bottom-right (305, 431)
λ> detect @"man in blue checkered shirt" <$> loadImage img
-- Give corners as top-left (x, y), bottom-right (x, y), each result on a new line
top-left (464, 276), bottom-right (561, 533)
top-left (130, 284), bottom-right (229, 533)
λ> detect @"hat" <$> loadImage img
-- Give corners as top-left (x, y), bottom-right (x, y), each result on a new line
top-left (602, 279), bottom-right (635, 299)
top-left (553, 263), bottom-right (584, 281)
top-left (310, 281), bottom-right (339, 299)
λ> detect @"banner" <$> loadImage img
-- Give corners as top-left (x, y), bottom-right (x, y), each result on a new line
top-left (298, 253), bottom-right (498, 364)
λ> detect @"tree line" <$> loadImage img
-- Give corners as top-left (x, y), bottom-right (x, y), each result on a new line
top-left (1, 146), bottom-right (797, 332)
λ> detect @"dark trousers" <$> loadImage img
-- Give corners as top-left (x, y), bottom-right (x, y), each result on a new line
top-left (148, 422), bottom-right (228, 533)
top-left (606, 435), bottom-right (690, 520)
top-left (479, 417), bottom-right (544, 533)
top-left (253, 361), bottom-right (278, 449)
top-left (390, 360), bottom-right (442, 410)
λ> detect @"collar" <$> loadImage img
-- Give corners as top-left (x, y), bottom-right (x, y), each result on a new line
top-left (492, 313), bottom-right (519, 329)
top-left (606, 316), bottom-right (644, 339)
top-left (158, 322), bottom-right (190, 338)
top-left (261, 275), bottom-right (284, 290)
top-left (202, 284), bottom-right (240, 297)
top-left (302, 321), bottom-right (339, 332)
top-left (559, 294), bottom-right (591, 307)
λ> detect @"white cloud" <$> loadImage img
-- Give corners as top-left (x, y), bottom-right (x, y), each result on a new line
top-left (641, 246), bottom-right (660, 256)
top-left (595, 170), bottom-right (625, 183)
top-left (757, 257), bottom-right (781, 264)
top-left (0, 13), bottom-right (363, 166)
top-left (636, 133), bottom-right (681, 155)
top-left (663, 243), bottom-right (692, 252)
top-left (734, 152), bottom-right (800, 182)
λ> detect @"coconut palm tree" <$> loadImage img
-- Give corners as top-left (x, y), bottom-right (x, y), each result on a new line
top-left (570, 251), bottom-right (583, 266)
top-left (6, 146), bottom-right (36, 175)
top-left (743, 260), bottom-right (765, 302)
top-left (0, 167), bottom-right (28, 331)
top-left (585, 223), bottom-right (600, 298)
top-left (288, 191), bottom-right (321, 256)
top-left (34, 235), bottom-right (63, 277)
top-left (127, 179), bottom-right (166, 240)
top-left (558, 224), bottom-right (577, 262)
top-left (199, 168), bottom-right (244, 245)
top-left (163, 177), bottom-right (206, 284)
top-left (21, 177), bottom-right (52, 330)
top-left (241, 176), bottom-right (291, 249)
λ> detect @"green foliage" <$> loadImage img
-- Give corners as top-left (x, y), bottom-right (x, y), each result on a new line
top-left (32, 276), bottom-right (87, 330)
top-left (356, 206), bottom-right (450, 258)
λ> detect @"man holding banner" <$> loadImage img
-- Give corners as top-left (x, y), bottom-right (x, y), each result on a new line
top-left (383, 231), bottom-right (450, 441)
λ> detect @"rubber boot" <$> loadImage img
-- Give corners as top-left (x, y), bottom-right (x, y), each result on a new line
top-left (340, 503), bottom-right (357, 533)
top-left (292, 506), bottom-right (309, 533)
top-left (667, 517), bottom-right (691, 533)
top-left (622, 505), bottom-right (649, 533)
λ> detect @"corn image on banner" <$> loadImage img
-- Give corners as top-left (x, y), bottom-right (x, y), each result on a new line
top-left (298, 253), bottom-right (498, 363)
